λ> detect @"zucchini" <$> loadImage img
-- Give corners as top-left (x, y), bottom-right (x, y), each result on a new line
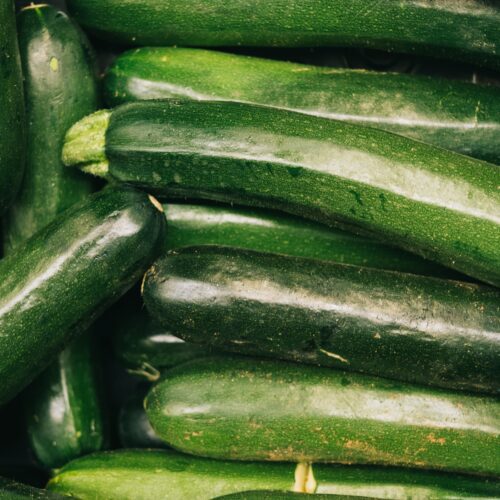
top-left (105, 47), bottom-right (500, 164)
top-left (0, 477), bottom-right (66, 499)
top-left (64, 101), bottom-right (500, 287)
top-left (6, 4), bottom-right (106, 469)
top-left (145, 357), bottom-right (500, 476)
top-left (0, 187), bottom-right (165, 405)
top-left (163, 203), bottom-right (462, 279)
top-left (214, 493), bottom-right (373, 500)
top-left (65, 0), bottom-right (500, 70)
top-left (47, 449), bottom-right (500, 499)
top-left (0, 0), bottom-right (25, 215)
top-left (142, 246), bottom-right (499, 395)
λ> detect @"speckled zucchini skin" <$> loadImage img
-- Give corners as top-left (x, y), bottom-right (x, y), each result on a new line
top-left (47, 449), bottom-right (500, 499)
top-left (143, 246), bottom-right (499, 395)
top-left (145, 357), bottom-right (500, 475)
top-left (105, 47), bottom-right (500, 164)
top-left (65, 100), bottom-right (500, 286)
top-left (0, 187), bottom-right (165, 405)
top-left (65, 0), bottom-right (500, 70)
top-left (0, 476), bottom-right (66, 499)
top-left (0, 0), bottom-right (25, 215)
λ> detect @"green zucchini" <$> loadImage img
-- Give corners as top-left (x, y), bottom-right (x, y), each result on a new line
top-left (105, 47), bottom-right (500, 164)
top-left (6, 4), bottom-right (106, 469)
top-left (0, 187), bottom-right (165, 405)
top-left (0, 0), bottom-right (25, 215)
top-left (142, 246), bottom-right (499, 395)
top-left (46, 449), bottom-right (500, 499)
top-left (0, 477), bottom-right (66, 499)
top-left (65, 0), bottom-right (500, 70)
top-left (64, 101), bottom-right (500, 287)
top-left (214, 493), bottom-right (373, 500)
top-left (145, 356), bottom-right (500, 475)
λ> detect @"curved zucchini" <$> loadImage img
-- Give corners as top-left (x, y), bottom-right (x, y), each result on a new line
top-left (145, 357), bottom-right (500, 475)
top-left (143, 246), bottom-right (500, 395)
top-left (0, 187), bottom-right (165, 405)
top-left (65, 0), bottom-right (500, 70)
top-left (0, 477), bottom-right (66, 499)
top-left (47, 449), bottom-right (500, 499)
top-left (105, 47), bottom-right (500, 164)
top-left (0, 0), bottom-right (25, 215)
top-left (64, 101), bottom-right (500, 287)
top-left (6, 4), bottom-right (106, 469)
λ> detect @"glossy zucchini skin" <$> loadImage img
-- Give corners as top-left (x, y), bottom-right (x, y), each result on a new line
top-left (105, 47), bottom-right (500, 164)
top-left (65, 0), bottom-right (500, 70)
top-left (146, 357), bottom-right (500, 476)
top-left (7, 4), bottom-right (106, 470)
top-left (64, 101), bottom-right (500, 287)
top-left (143, 246), bottom-right (500, 395)
top-left (0, 187), bottom-right (165, 405)
top-left (163, 203), bottom-right (462, 279)
top-left (0, 0), bottom-right (25, 215)
top-left (47, 449), bottom-right (500, 499)
top-left (0, 476), bottom-right (66, 499)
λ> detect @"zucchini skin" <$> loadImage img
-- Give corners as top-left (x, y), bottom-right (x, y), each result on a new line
top-left (65, 100), bottom-right (500, 287)
top-left (0, 187), bottom-right (165, 405)
top-left (145, 357), bottom-right (500, 476)
top-left (105, 47), bottom-right (500, 164)
top-left (0, 0), bottom-right (25, 215)
top-left (0, 476), bottom-right (66, 499)
top-left (47, 449), bottom-right (500, 499)
top-left (143, 246), bottom-right (500, 395)
top-left (214, 493), bottom-right (372, 500)
top-left (7, 4), bottom-right (106, 469)
top-left (65, 0), bottom-right (500, 70)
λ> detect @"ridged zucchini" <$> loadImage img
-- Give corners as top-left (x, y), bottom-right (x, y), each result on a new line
top-left (6, 4), bottom-right (106, 469)
top-left (65, 0), bottom-right (500, 70)
top-left (0, 476), bottom-right (66, 499)
top-left (143, 246), bottom-right (499, 394)
top-left (0, 0), bottom-right (25, 215)
top-left (0, 187), bottom-right (165, 405)
top-left (105, 47), bottom-right (500, 164)
top-left (145, 357), bottom-right (500, 476)
top-left (64, 101), bottom-right (500, 287)
top-left (47, 449), bottom-right (500, 499)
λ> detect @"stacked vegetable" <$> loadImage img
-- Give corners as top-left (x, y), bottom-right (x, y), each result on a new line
top-left (0, 1), bottom-right (499, 498)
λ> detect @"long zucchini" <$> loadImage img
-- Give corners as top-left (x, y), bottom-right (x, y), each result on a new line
top-left (105, 47), bottom-right (500, 164)
top-left (47, 449), bottom-right (500, 499)
top-left (142, 246), bottom-right (499, 395)
top-left (145, 357), bottom-right (500, 476)
top-left (65, 0), bottom-right (500, 70)
top-left (64, 101), bottom-right (500, 286)
top-left (6, 4), bottom-right (106, 469)
top-left (0, 187), bottom-right (165, 405)
top-left (0, 0), bottom-right (25, 215)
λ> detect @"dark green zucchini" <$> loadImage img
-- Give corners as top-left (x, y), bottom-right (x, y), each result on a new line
top-left (105, 47), bottom-right (500, 164)
top-left (145, 356), bottom-right (500, 476)
top-left (6, 4), bottom-right (106, 469)
top-left (47, 449), bottom-right (500, 499)
top-left (0, 0), bottom-right (25, 215)
top-left (65, 0), bottom-right (500, 70)
top-left (143, 246), bottom-right (500, 395)
top-left (0, 476), bottom-right (66, 499)
top-left (64, 101), bottom-right (500, 287)
top-left (213, 493), bottom-right (373, 500)
top-left (0, 187), bottom-right (165, 405)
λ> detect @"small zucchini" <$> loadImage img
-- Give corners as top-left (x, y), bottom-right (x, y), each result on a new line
top-left (145, 356), bottom-right (500, 476)
top-left (64, 100), bottom-right (500, 286)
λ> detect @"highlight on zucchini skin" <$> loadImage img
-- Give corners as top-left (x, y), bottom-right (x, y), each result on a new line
top-left (104, 47), bottom-right (500, 164)
top-left (65, 0), bottom-right (500, 70)
top-left (145, 356), bottom-right (500, 476)
top-left (47, 449), bottom-right (500, 500)
top-left (63, 100), bottom-right (500, 287)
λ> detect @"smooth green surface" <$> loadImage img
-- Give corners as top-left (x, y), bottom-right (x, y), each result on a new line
top-left (146, 356), bottom-right (500, 475)
top-left (0, 476), bottom-right (66, 499)
top-left (214, 493), bottom-right (374, 500)
top-left (105, 47), bottom-right (500, 164)
top-left (65, 0), bottom-right (500, 70)
top-left (164, 203), bottom-right (462, 279)
top-left (65, 100), bottom-right (500, 287)
top-left (0, 0), bottom-right (25, 215)
top-left (143, 246), bottom-right (499, 394)
top-left (47, 449), bottom-right (500, 499)
top-left (0, 187), bottom-right (165, 405)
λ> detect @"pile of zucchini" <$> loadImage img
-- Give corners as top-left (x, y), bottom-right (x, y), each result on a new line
top-left (0, 1), bottom-right (499, 498)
